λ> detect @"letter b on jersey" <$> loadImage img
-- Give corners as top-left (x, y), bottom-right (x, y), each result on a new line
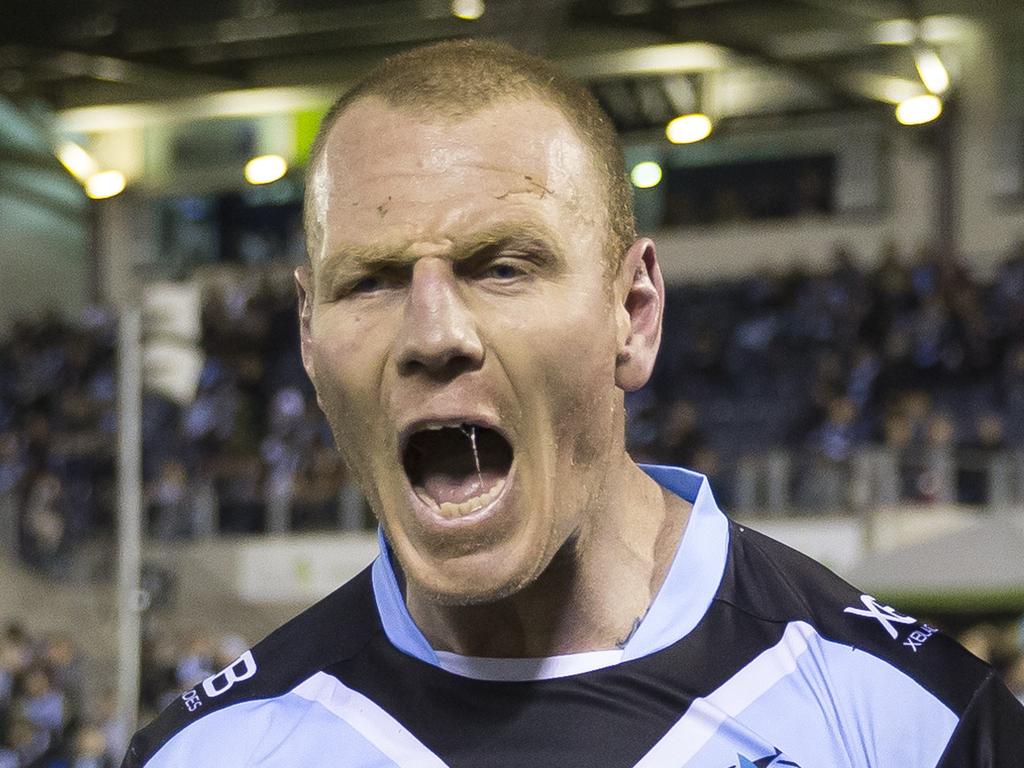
top-left (202, 651), bottom-right (257, 698)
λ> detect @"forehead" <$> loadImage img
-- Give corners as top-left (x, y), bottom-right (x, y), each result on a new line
top-left (308, 96), bottom-right (605, 263)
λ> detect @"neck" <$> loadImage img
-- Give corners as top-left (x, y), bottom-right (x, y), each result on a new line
top-left (405, 460), bottom-right (691, 658)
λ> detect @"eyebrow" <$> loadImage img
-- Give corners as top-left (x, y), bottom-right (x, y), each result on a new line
top-left (315, 220), bottom-right (564, 290)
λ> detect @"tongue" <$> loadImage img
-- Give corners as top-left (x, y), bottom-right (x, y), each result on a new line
top-left (421, 466), bottom-right (505, 505)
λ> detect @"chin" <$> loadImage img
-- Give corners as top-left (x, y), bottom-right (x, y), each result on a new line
top-left (404, 544), bottom-right (546, 607)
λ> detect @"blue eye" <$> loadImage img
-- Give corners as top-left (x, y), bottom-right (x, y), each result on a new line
top-left (351, 275), bottom-right (382, 293)
top-left (487, 262), bottom-right (525, 280)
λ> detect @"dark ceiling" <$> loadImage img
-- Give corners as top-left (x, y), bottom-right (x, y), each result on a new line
top-left (3, 0), bottom-right (1022, 133)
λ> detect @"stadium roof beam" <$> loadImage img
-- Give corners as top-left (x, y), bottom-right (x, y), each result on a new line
top-left (793, 0), bottom-right (907, 22)
top-left (5, 45), bottom-right (242, 101)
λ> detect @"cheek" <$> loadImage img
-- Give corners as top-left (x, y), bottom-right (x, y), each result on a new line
top-left (310, 308), bottom-right (385, 402)
top-left (309, 326), bottom-right (388, 472)
top-left (502, 295), bottom-right (620, 460)
top-left (551, 331), bottom-right (620, 463)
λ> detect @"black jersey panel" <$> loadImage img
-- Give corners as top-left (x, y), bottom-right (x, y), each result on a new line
top-left (934, 670), bottom-right (1024, 768)
top-left (723, 522), bottom-right (994, 717)
top-left (327, 597), bottom-right (789, 768)
top-left (122, 567), bottom-right (380, 768)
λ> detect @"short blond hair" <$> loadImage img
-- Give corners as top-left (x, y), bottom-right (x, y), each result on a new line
top-left (303, 39), bottom-right (635, 271)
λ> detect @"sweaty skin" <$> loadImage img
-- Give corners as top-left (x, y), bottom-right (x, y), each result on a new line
top-left (297, 96), bottom-right (691, 657)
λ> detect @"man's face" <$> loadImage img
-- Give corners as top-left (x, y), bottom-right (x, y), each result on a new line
top-left (299, 97), bottom-right (630, 603)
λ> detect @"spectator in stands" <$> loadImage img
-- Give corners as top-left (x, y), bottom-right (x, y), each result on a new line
top-left (956, 412), bottom-right (1008, 505)
top-left (1, 715), bottom-right (51, 768)
top-left (213, 453), bottom-right (264, 533)
top-left (146, 459), bottom-right (192, 540)
top-left (41, 633), bottom-right (83, 717)
top-left (18, 664), bottom-right (64, 734)
top-left (1002, 342), bottom-right (1024, 444)
top-left (19, 472), bottom-right (67, 576)
top-left (290, 442), bottom-right (346, 530)
top-left (70, 723), bottom-right (115, 768)
top-left (655, 400), bottom-right (708, 470)
top-left (798, 395), bottom-right (864, 510)
top-left (0, 433), bottom-right (25, 498)
top-left (845, 344), bottom-right (882, 411)
top-left (174, 636), bottom-right (215, 695)
top-left (0, 624), bottom-right (31, 711)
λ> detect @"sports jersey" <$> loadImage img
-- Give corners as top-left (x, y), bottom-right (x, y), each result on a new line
top-left (122, 465), bottom-right (1024, 767)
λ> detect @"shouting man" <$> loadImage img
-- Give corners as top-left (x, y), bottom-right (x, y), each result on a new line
top-left (124, 40), bottom-right (1024, 767)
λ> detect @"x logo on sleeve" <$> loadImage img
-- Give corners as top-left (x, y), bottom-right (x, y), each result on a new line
top-left (843, 594), bottom-right (917, 639)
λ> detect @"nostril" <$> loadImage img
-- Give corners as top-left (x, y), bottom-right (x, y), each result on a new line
top-left (395, 318), bottom-right (484, 377)
top-left (398, 351), bottom-right (481, 380)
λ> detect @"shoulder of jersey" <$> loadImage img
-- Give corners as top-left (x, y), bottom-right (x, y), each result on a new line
top-left (722, 521), bottom-right (993, 715)
top-left (121, 566), bottom-right (378, 768)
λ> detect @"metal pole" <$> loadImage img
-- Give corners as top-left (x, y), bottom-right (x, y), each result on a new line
top-left (115, 304), bottom-right (144, 738)
top-left (101, 195), bottom-right (147, 740)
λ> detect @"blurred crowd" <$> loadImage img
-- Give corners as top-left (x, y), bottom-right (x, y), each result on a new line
top-left (0, 620), bottom-right (254, 768)
top-left (633, 240), bottom-right (1024, 510)
top-left (0, 623), bottom-right (119, 768)
top-left (1, 241), bottom-right (1024, 573)
top-left (0, 267), bottom-right (357, 575)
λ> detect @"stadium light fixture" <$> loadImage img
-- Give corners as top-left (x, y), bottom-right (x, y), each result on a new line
top-left (56, 140), bottom-right (98, 181)
top-left (913, 47), bottom-right (950, 95)
top-left (895, 94), bottom-right (943, 126)
top-left (666, 113), bottom-right (713, 144)
top-left (871, 16), bottom-right (965, 46)
top-left (85, 169), bottom-right (127, 199)
top-left (845, 73), bottom-right (923, 105)
top-left (630, 161), bottom-right (663, 189)
top-left (244, 154), bottom-right (288, 185)
top-left (871, 19), bottom-right (916, 46)
top-left (451, 0), bottom-right (484, 20)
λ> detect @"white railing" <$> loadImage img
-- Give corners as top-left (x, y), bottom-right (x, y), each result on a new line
top-left (1, 449), bottom-right (1021, 556)
top-left (734, 447), bottom-right (1024, 516)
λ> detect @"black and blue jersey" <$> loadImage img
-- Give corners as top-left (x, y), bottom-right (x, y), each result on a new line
top-left (123, 466), bottom-right (1024, 767)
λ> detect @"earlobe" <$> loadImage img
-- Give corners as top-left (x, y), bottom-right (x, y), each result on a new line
top-left (614, 238), bottom-right (664, 392)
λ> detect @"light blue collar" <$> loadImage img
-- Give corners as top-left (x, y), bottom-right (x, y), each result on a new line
top-left (371, 464), bottom-right (730, 669)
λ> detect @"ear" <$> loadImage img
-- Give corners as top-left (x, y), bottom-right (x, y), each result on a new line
top-left (614, 238), bottom-right (664, 392)
top-left (294, 265), bottom-right (316, 381)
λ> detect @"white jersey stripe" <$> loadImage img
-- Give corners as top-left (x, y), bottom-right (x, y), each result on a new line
top-left (292, 672), bottom-right (448, 768)
top-left (433, 648), bottom-right (624, 681)
top-left (634, 621), bottom-right (815, 767)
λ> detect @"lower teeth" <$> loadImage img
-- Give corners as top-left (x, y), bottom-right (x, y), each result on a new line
top-left (436, 478), bottom-right (505, 519)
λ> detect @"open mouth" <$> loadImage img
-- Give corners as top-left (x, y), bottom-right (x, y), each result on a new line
top-left (402, 424), bottom-right (514, 519)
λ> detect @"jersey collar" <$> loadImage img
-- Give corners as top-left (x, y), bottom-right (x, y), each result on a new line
top-left (371, 464), bottom-right (730, 675)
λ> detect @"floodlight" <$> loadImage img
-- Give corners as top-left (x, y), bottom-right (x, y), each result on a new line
top-left (666, 113), bottom-right (713, 144)
top-left (913, 47), bottom-right (950, 95)
top-left (630, 161), bottom-right (663, 189)
top-left (451, 0), bottom-right (484, 20)
top-left (56, 140), bottom-right (98, 181)
top-left (895, 94), bottom-right (943, 125)
top-left (244, 154), bottom-right (288, 185)
top-left (85, 170), bottom-right (127, 199)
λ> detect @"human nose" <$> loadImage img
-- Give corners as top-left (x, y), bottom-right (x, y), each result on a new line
top-left (395, 258), bottom-right (484, 378)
